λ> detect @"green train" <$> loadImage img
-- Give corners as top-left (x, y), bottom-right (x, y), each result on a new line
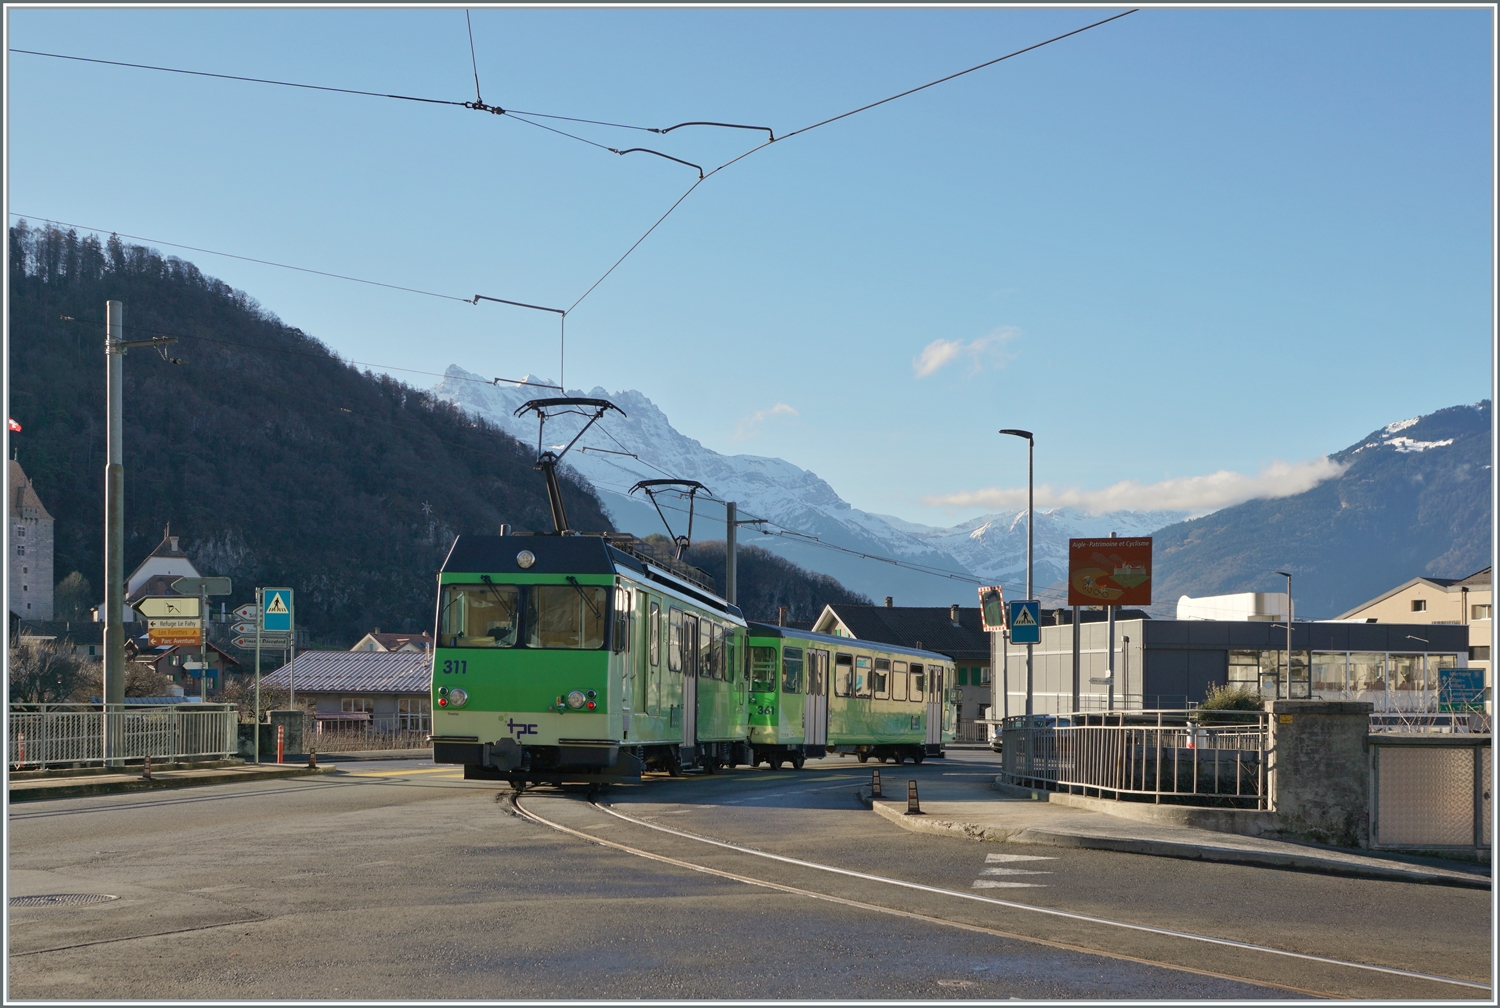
top-left (428, 532), bottom-right (958, 788)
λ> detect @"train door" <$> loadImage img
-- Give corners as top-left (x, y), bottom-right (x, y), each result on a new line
top-left (645, 599), bottom-right (661, 714)
top-left (806, 648), bottom-right (829, 746)
top-left (680, 613), bottom-right (699, 746)
top-left (921, 663), bottom-right (943, 747)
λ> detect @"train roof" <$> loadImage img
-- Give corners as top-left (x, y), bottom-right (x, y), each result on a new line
top-left (745, 622), bottom-right (954, 663)
top-left (442, 534), bottom-right (744, 622)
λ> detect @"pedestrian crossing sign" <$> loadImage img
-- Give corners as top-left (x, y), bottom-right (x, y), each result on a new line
top-left (1008, 600), bottom-right (1041, 644)
top-left (262, 588), bottom-right (293, 633)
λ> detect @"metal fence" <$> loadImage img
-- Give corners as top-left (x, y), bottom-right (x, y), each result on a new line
top-left (1370, 734), bottom-right (1491, 854)
top-left (8, 703), bottom-right (239, 769)
top-left (1000, 710), bottom-right (1269, 809)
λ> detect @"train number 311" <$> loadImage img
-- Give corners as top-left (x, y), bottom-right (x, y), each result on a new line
top-left (440, 660), bottom-right (469, 674)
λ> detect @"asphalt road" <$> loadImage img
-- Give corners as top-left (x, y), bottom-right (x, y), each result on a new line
top-left (7, 750), bottom-right (1491, 1000)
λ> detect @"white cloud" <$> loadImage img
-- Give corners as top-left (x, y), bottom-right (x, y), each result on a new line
top-left (924, 457), bottom-right (1350, 517)
top-left (733, 402), bottom-right (798, 440)
top-left (913, 327), bottom-right (1019, 379)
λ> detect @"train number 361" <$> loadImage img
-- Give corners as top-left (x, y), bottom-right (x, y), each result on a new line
top-left (441, 660), bottom-right (469, 674)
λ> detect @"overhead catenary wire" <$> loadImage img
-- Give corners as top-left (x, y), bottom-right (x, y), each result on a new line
top-left (561, 8), bottom-right (1138, 316)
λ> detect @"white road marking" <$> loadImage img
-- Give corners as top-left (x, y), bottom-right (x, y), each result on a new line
top-left (972, 880), bottom-right (1046, 889)
top-left (986, 853), bottom-right (1057, 863)
top-left (981, 867), bottom-right (1052, 876)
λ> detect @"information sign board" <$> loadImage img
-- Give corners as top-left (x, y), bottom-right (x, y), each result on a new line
top-left (149, 627), bottom-right (203, 647)
top-left (135, 596), bottom-right (200, 619)
top-left (1068, 537), bottom-right (1153, 607)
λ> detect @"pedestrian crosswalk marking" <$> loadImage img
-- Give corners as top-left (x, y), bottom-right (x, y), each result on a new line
top-left (986, 853), bottom-right (1057, 862)
top-left (981, 867), bottom-right (1052, 876)
top-left (974, 851), bottom-right (1056, 889)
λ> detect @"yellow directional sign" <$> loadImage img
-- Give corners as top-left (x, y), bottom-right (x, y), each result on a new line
top-left (149, 627), bottom-right (202, 647)
top-left (135, 596), bottom-right (200, 619)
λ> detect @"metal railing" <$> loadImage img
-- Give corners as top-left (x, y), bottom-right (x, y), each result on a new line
top-left (8, 703), bottom-right (239, 769)
top-left (1000, 709), bottom-right (1269, 809)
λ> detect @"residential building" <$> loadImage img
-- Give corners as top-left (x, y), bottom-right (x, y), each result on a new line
top-left (999, 617), bottom-right (1469, 715)
top-left (262, 650), bottom-right (432, 735)
top-left (1336, 567), bottom-right (1491, 708)
top-left (15, 620), bottom-right (103, 660)
top-left (812, 602), bottom-right (991, 740)
top-left (8, 459), bottom-right (54, 620)
top-left (350, 629), bottom-right (434, 652)
top-left (119, 530), bottom-right (201, 623)
top-left (127, 639), bottom-right (240, 693)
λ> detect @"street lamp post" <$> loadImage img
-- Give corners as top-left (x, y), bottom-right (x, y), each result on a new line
top-left (999, 429), bottom-right (1034, 718)
top-left (1274, 571), bottom-right (1293, 700)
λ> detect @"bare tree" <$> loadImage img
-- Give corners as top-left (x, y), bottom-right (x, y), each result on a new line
top-left (9, 638), bottom-right (88, 703)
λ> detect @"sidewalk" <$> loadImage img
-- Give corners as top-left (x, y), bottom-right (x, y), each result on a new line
top-left (9, 761), bottom-right (338, 802)
top-left (856, 772), bottom-right (1489, 890)
top-left (316, 748), bottom-right (433, 762)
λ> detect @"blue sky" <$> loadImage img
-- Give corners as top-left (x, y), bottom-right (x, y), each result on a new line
top-left (6, 6), bottom-right (1493, 526)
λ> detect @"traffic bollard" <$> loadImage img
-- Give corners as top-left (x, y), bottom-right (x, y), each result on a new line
top-left (17, 731), bottom-right (25, 765)
top-left (277, 724), bottom-right (285, 764)
top-left (141, 754), bottom-right (152, 780)
top-left (871, 768), bottom-right (882, 799)
top-left (307, 748), bottom-right (317, 769)
top-left (905, 779), bottom-right (922, 815)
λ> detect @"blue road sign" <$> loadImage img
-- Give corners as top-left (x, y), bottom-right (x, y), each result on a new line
top-left (1008, 600), bottom-right (1041, 644)
top-left (262, 588), bottom-right (293, 632)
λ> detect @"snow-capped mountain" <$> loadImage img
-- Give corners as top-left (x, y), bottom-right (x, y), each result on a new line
top-left (432, 365), bottom-right (1189, 605)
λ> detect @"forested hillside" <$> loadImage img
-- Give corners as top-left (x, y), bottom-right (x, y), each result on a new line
top-left (8, 221), bottom-right (609, 644)
top-left (681, 541), bottom-right (872, 624)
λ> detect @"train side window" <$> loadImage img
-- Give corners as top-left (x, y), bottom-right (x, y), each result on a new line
top-left (808, 649), bottom-right (829, 696)
top-left (892, 660), bottom-right (908, 701)
top-left (750, 646), bottom-right (778, 691)
top-left (911, 663), bottom-right (925, 702)
top-left (682, 614), bottom-right (700, 677)
top-left (834, 653), bottom-right (853, 697)
top-left (612, 588), bottom-right (630, 654)
top-left (668, 608), bottom-right (683, 673)
top-left (782, 647), bottom-right (803, 693)
top-left (855, 656), bottom-right (871, 698)
top-left (726, 631), bottom-right (738, 686)
top-left (649, 601), bottom-right (661, 666)
top-left (873, 657), bottom-right (890, 699)
top-left (708, 623), bottom-right (723, 680)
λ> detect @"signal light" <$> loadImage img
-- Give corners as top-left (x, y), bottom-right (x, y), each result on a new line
top-left (438, 697), bottom-right (448, 707)
top-left (586, 701), bottom-right (596, 710)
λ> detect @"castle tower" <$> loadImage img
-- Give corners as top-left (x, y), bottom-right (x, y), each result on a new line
top-left (9, 459), bottom-right (55, 620)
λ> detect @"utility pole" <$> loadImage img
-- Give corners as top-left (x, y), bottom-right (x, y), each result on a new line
top-left (254, 587), bottom-right (262, 764)
top-left (1000, 429), bottom-right (1034, 719)
top-left (1107, 531), bottom-right (1117, 711)
top-left (102, 301), bottom-right (177, 765)
top-left (103, 301), bottom-right (125, 765)
top-left (199, 581), bottom-right (210, 701)
top-left (1275, 570), bottom-right (1293, 700)
top-left (725, 502), bottom-right (737, 606)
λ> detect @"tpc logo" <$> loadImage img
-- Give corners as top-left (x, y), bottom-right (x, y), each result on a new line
top-left (506, 718), bottom-right (538, 736)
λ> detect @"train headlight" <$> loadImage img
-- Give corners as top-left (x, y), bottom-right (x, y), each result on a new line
top-left (448, 688), bottom-right (468, 708)
top-left (565, 690), bottom-right (587, 710)
top-left (516, 550), bottom-right (536, 569)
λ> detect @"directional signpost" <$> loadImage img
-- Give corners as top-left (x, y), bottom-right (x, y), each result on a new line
top-left (170, 576), bottom-right (231, 701)
top-left (254, 588), bottom-right (295, 764)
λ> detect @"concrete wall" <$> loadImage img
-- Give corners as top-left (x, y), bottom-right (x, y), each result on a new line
top-left (1267, 699), bottom-right (1373, 847)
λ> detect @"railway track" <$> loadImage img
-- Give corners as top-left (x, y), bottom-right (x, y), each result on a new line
top-left (511, 787), bottom-right (1491, 1000)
